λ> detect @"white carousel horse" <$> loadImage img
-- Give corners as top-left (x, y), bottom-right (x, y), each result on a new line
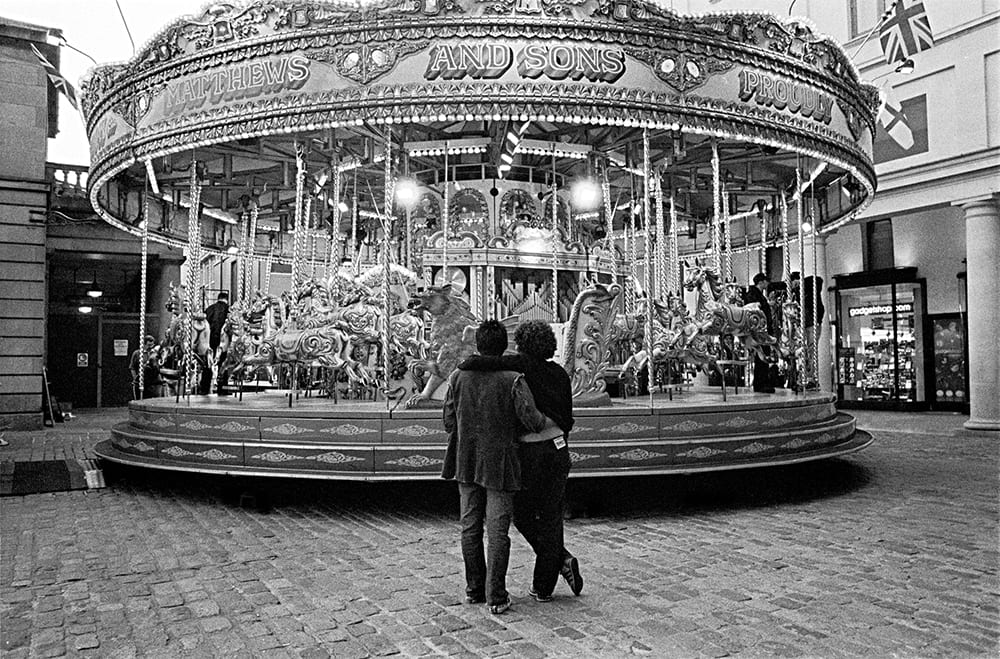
top-left (683, 263), bottom-right (776, 358)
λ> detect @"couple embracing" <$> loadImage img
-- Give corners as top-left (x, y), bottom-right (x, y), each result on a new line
top-left (442, 319), bottom-right (584, 615)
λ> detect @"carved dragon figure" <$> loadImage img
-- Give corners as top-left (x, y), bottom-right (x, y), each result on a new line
top-left (404, 284), bottom-right (478, 408)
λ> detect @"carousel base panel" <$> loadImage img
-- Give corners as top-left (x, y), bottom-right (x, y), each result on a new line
top-left (96, 388), bottom-right (873, 480)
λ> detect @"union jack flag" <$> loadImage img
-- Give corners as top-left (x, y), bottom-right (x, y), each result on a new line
top-left (879, 0), bottom-right (935, 65)
top-left (30, 44), bottom-right (79, 110)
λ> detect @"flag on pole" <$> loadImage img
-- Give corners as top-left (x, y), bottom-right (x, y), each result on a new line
top-left (878, 84), bottom-right (914, 150)
top-left (879, 0), bottom-right (935, 65)
top-left (30, 43), bottom-right (79, 110)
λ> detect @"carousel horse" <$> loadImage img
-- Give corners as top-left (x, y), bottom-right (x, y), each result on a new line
top-left (231, 291), bottom-right (372, 388)
top-left (560, 282), bottom-right (621, 398)
top-left (650, 292), bottom-right (723, 378)
top-left (608, 312), bottom-right (645, 366)
top-left (218, 298), bottom-right (268, 383)
top-left (240, 323), bottom-right (370, 385)
top-left (404, 284), bottom-right (479, 408)
top-left (163, 283), bottom-right (212, 388)
top-left (683, 262), bottom-right (776, 358)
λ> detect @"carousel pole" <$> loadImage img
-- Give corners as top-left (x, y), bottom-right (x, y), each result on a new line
top-left (723, 185), bottom-right (733, 284)
top-left (309, 200), bottom-right (318, 279)
top-left (669, 187), bottom-right (679, 294)
top-left (247, 200), bottom-right (258, 297)
top-left (138, 168), bottom-right (150, 399)
top-left (350, 167), bottom-right (359, 276)
top-left (263, 243), bottom-right (274, 297)
top-left (442, 141), bottom-right (450, 286)
top-left (328, 162), bottom-right (341, 277)
top-left (654, 168), bottom-right (665, 300)
top-left (383, 129), bottom-right (394, 407)
top-left (625, 154), bottom-right (635, 316)
top-left (760, 201), bottom-right (768, 275)
top-left (711, 140), bottom-right (722, 276)
top-left (810, 189), bottom-right (820, 386)
top-left (642, 128), bottom-right (654, 403)
top-left (235, 206), bottom-right (248, 307)
top-left (796, 162), bottom-right (807, 393)
top-left (781, 194), bottom-right (791, 290)
top-left (291, 141), bottom-right (307, 308)
top-left (600, 161), bottom-right (613, 283)
top-left (184, 156), bottom-right (203, 398)
top-left (550, 145), bottom-right (559, 321)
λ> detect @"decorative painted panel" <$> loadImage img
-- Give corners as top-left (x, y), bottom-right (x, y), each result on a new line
top-left (258, 417), bottom-right (380, 443)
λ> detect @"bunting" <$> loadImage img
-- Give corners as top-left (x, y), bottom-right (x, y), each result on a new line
top-left (30, 44), bottom-right (79, 110)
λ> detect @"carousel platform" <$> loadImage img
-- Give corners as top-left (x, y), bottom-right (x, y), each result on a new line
top-left (94, 389), bottom-right (872, 480)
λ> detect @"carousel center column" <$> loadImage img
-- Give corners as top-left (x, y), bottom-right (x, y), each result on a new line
top-left (959, 196), bottom-right (1000, 431)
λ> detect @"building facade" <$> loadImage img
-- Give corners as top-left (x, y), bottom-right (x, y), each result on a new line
top-left (682, 0), bottom-right (998, 428)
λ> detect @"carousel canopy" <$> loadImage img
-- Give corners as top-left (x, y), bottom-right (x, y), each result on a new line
top-left (81, 0), bottom-right (879, 257)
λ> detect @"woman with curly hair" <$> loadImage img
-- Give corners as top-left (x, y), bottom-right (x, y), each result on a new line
top-left (458, 319), bottom-right (583, 602)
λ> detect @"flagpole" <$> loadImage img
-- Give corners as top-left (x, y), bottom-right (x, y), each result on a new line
top-left (850, 0), bottom-right (900, 61)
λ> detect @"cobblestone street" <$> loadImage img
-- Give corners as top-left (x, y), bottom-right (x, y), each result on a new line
top-left (1, 411), bottom-right (997, 658)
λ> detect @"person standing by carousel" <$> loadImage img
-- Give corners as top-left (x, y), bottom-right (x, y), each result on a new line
top-left (202, 291), bottom-right (230, 394)
top-left (746, 273), bottom-right (775, 393)
top-left (442, 320), bottom-right (547, 615)
top-left (458, 319), bottom-right (585, 601)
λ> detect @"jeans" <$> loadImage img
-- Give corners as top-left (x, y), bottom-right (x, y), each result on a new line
top-left (458, 483), bottom-right (514, 606)
top-left (513, 440), bottom-right (572, 597)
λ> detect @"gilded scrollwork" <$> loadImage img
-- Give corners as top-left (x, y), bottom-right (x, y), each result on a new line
top-left (306, 40), bottom-right (429, 85)
top-left (626, 48), bottom-right (734, 94)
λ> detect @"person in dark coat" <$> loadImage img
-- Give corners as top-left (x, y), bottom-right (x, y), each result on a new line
top-left (442, 320), bottom-right (547, 615)
top-left (459, 319), bottom-right (584, 602)
top-left (802, 275), bottom-right (825, 389)
top-left (201, 291), bottom-right (230, 394)
top-left (745, 272), bottom-right (775, 393)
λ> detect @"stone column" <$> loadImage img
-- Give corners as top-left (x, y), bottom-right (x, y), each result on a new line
top-left (961, 198), bottom-right (1000, 431)
top-left (805, 232), bottom-right (832, 393)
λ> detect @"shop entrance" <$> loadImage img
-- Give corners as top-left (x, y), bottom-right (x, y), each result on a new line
top-left (834, 268), bottom-right (929, 410)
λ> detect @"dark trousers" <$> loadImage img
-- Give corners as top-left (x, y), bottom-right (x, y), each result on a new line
top-left (458, 483), bottom-right (514, 606)
top-left (752, 346), bottom-right (772, 391)
top-left (513, 440), bottom-right (572, 597)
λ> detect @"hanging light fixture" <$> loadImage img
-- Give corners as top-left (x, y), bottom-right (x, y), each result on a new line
top-left (85, 270), bottom-right (103, 298)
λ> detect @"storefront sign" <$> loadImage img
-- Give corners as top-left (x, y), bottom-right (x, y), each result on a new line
top-left (848, 302), bottom-right (913, 318)
top-left (425, 43), bottom-right (626, 83)
top-left (165, 55), bottom-right (311, 116)
top-left (738, 70), bottom-right (833, 125)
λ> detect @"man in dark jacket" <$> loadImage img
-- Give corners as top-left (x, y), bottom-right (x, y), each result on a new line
top-left (745, 272), bottom-right (775, 393)
top-left (202, 291), bottom-right (229, 394)
top-left (442, 320), bottom-right (547, 615)
top-left (459, 319), bottom-right (584, 602)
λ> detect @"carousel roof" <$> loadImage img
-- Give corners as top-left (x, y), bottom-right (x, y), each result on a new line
top-left (81, 0), bottom-right (879, 258)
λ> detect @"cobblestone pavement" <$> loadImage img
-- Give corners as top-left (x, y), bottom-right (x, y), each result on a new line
top-left (1, 411), bottom-right (997, 658)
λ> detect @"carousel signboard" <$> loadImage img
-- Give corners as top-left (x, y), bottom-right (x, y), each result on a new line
top-left (424, 42), bottom-right (627, 83)
top-left (163, 54), bottom-right (312, 116)
top-left (738, 69), bottom-right (834, 125)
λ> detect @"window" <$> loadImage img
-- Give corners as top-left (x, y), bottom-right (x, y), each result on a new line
top-left (849, 0), bottom-right (886, 39)
top-left (865, 219), bottom-right (894, 271)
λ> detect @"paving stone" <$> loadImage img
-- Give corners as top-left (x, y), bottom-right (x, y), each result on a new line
top-left (1, 417), bottom-right (997, 658)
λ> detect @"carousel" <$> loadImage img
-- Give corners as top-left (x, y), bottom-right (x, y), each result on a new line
top-left (86, 0), bottom-right (878, 479)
